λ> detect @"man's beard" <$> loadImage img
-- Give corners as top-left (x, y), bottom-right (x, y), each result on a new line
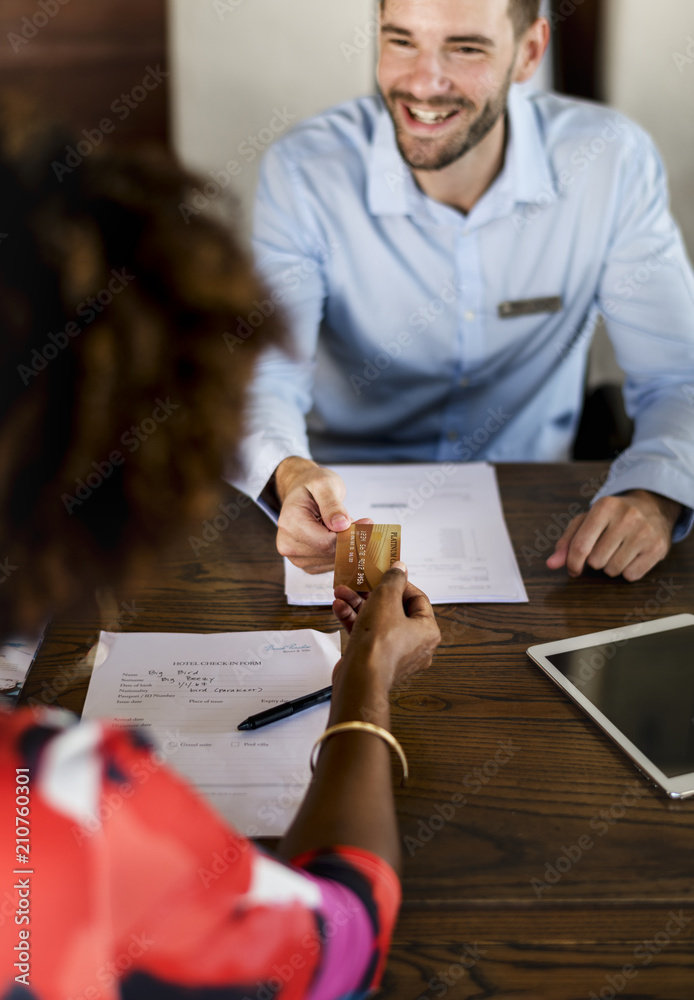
top-left (382, 62), bottom-right (514, 172)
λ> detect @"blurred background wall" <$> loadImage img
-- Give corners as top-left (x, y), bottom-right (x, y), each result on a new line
top-left (4, 0), bottom-right (689, 258)
top-left (604, 0), bottom-right (694, 258)
top-left (593, 0), bottom-right (694, 387)
top-left (2, 0), bottom-right (692, 408)
top-left (169, 0), bottom-right (551, 241)
top-left (167, 0), bottom-right (693, 398)
top-left (169, 0), bottom-right (376, 238)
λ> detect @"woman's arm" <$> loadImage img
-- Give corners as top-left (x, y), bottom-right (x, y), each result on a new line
top-left (278, 561), bottom-right (441, 872)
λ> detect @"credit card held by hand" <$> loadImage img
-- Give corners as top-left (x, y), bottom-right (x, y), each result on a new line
top-left (334, 523), bottom-right (401, 591)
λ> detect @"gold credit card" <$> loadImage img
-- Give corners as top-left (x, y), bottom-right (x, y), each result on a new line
top-left (334, 523), bottom-right (401, 591)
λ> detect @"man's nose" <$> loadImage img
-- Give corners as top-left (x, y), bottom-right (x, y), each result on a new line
top-left (405, 52), bottom-right (452, 99)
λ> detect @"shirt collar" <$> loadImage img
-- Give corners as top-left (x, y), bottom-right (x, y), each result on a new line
top-left (367, 86), bottom-right (556, 223)
top-left (506, 84), bottom-right (556, 205)
top-left (367, 96), bottom-right (419, 216)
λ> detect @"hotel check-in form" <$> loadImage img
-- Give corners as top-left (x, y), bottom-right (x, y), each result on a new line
top-left (285, 463), bottom-right (528, 605)
top-left (81, 629), bottom-right (340, 836)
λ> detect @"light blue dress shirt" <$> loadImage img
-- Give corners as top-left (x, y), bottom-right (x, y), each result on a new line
top-left (235, 86), bottom-right (694, 537)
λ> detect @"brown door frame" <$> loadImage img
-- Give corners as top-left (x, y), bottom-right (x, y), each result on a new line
top-left (550, 0), bottom-right (606, 102)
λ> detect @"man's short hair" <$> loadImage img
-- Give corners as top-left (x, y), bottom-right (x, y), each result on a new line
top-left (379, 0), bottom-right (541, 39)
top-left (507, 0), bottom-right (541, 38)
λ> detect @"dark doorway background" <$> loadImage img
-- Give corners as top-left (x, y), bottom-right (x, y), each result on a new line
top-left (0, 0), bottom-right (169, 148)
top-left (551, 0), bottom-right (605, 101)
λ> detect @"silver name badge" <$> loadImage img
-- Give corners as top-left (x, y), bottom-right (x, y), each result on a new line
top-left (498, 296), bottom-right (563, 319)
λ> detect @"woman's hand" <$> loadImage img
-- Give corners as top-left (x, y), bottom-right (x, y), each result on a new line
top-left (333, 561), bottom-right (440, 692)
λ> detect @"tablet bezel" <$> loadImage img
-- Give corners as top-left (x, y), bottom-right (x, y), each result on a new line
top-left (527, 613), bottom-right (694, 799)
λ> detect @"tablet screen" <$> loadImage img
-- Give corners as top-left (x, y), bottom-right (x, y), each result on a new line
top-left (545, 625), bottom-right (694, 778)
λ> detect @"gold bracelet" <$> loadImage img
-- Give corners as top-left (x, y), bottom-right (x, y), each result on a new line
top-left (310, 722), bottom-right (409, 784)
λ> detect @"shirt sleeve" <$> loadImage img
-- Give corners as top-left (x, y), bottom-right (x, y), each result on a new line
top-left (229, 142), bottom-right (329, 501)
top-left (595, 129), bottom-right (694, 537)
top-left (3, 709), bottom-right (399, 1000)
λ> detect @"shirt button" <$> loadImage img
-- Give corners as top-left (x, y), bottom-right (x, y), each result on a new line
top-left (447, 429), bottom-right (458, 442)
top-left (464, 310), bottom-right (475, 321)
top-left (459, 376), bottom-right (469, 388)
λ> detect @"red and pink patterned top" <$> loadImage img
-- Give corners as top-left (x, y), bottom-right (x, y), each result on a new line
top-left (0, 706), bottom-right (400, 999)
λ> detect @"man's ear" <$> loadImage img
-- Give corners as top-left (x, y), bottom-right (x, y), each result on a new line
top-left (514, 18), bottom-right (550, 84)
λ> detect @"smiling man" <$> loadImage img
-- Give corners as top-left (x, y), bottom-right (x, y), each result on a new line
top-left (234, 0), bottom-right (694, 582)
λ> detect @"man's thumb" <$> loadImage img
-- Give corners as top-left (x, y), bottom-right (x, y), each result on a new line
top-left (310, 474), bottom-right (350, 531)
top-left (327, 511), bottom-right (351, 531)
top-left (315, 497), bottom-right (350, 531)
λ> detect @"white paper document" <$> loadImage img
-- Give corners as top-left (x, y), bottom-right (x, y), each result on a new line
top-left (0, 633), bottom-right (45, 699)
top-left (285, 463), bottom-right (527, 605)
top-left (81, 629), bottom-right (341, 836)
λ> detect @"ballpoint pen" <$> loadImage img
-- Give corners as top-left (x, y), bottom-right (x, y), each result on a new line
top-left (237, 685), bottom-right (333, 731)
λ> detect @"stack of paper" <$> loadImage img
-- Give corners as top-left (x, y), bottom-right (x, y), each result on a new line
top-left (81, 629), bottom-right (340, 836)
top-left (285, 463), bottom-right (527, 605)
top-left (0, 634), bottom-right (45, 700)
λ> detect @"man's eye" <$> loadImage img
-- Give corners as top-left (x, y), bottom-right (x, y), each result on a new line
top-left (389, 38), bottom-right (413, 48)
top-left (455, 46), bottom-right (483, 55)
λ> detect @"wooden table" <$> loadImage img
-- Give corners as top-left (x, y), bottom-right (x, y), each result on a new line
top-left (20, 463), bottom-right (694, 998)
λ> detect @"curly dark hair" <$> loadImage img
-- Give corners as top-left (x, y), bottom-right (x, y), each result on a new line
top-left (0, 94), bottom-right (280, 635)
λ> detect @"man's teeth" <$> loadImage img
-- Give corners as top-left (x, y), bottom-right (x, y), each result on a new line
top-left (408, 107), bottom-right (455, 124)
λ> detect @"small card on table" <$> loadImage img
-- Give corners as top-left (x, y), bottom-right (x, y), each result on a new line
top-left (334, 523), bottom-right (401, 591)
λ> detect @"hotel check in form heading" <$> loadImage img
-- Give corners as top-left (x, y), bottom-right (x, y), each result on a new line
top-left (285, 463), bottom-right (527, 605)
top-left (81, 629), bottom-right (340, 836)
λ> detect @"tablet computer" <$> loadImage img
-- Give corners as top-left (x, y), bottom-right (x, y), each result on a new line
top-left (527, 613), bottom-right (694, 799)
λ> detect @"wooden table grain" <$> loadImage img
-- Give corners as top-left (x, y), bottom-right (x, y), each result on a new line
top-left (19, 463), bottom-right (694, 999)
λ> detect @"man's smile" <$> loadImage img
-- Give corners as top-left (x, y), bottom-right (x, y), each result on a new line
top-left (402, 103), bottom-right (463, 129)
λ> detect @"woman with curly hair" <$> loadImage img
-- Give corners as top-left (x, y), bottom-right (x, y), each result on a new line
top-left (0, 97), bottom-right (440, 1000)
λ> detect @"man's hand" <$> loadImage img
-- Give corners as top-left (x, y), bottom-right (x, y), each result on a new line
top-left (275, 457), bottom-right (357, 573)
top-left (547, 489), bottom-right (681, 582)
top-left (333, 561), bottom-right (441, 691)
